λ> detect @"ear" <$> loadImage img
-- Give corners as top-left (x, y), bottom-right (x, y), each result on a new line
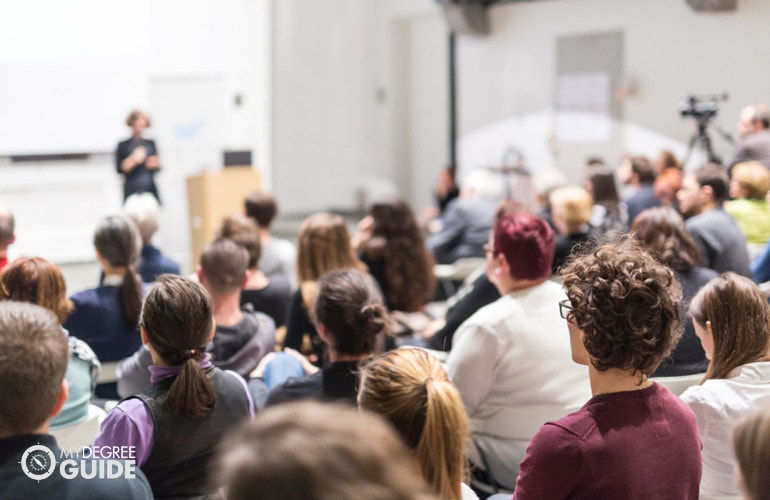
top-left (701, 185), bottom-right (714, 201)
top-left (317, 323), bottom-right (331, 346)
top-left (495, 253), bottom-right (510, 277)
top-left (196, 265), bottom-right (205, 285)
top-left (240, 272), bottom-right (248, 290)
top-left (705, 320), bottom-right (713, 337)
top-left (140, 325), bottom-right (150, 346)
top-left (49, 379), bottom-right (69, 419)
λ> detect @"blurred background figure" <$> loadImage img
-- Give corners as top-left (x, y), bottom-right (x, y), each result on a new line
top-left (116, 110), bottom-right (161, 203)
top-left (549, 186), bottom-right (594, 275)
top-left (123, 193), bottom-right (180, 283)
top-left (0, 206), bottom-right (14, 271)
top-left (725, 161), bottom-right (770, 262)
top-left (244, 191), bottom-right (297, 288)
top-left (732, 407), bottom-right (770, 500)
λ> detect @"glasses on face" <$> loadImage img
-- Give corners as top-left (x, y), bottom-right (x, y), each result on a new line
top-left (559, 299), bottom-right (573, 320)
top-left (484, 243), bottom-right (494, 256)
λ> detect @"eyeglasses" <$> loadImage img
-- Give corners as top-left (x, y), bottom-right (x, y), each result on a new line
top-left (483, 243), bottom-right (494, 255)
top-left (559, 299), bottom-right (573, 320)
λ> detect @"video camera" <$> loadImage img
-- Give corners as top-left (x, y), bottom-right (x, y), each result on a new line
top-left (679, 93), bottom-right (728, 122)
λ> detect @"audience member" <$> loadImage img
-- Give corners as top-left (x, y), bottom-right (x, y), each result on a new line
top-left (359, 348), bottom-right (477, 500)
top-left (732, 407), bottom-right (770, 500)
top-left (726, 103), bottom-right (770, 171)
top-left (0, 257), bottom-right (100, 429)
top-left (531, 167), bottom-right (568, 231)
top-left (219, 214), bottom-right (291, 328)
top-left (726, 160), bottom-right (770, 259)
top-left (355, 197), bottom-right (435, 312)
top-left (620, 155), bottom-right (661, 226)
top-left (549, 186), bottom-right (593, 274)
top-left (0, 206), bottom-right (13, 271)
top-left (445, 212), bottom-right (590, 491)
top-left (117, 109), bottom-right (161, 203)
top-left (0, 302), bottom-right (151, 499)
top-left (680, 273), bottom-right (770, 496)
top-left (632, 207), bottom-right (716, 376)
top-left (244, 191), bottom-right (297, 287)
top-left (653, 149), bottom-right (684, 207)
top-left (283, 212), bottom-right (367, 365)
top-left (677, 164), bottom-right (752, 277)
top-left (514, 237), bottom-right (701, 499)
top-left (63, 215), bottom-right (144, 399)
top-left (123, 192), bottom-right (180, 282)
top-left (585, 168), bottom-right (627, 235)
top-left (266, 269), bottom-right (386, 406)
top-left (216, 401), bottom-right (435, 500)
top-left (94, 275), bottom-right (254, 498)
top-left (427, 168), bottom-right (502, 264)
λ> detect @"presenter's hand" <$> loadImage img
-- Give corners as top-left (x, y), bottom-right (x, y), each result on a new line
top-left (131, 146), bottom-right (148, 164)
top-left (146, 155), bottom-right (160, 170)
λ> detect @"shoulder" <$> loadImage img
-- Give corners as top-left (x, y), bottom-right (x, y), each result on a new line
top-left (66, 470), bottom-right (153, 499)
top-left (266, 372), bottom-right (322, 405)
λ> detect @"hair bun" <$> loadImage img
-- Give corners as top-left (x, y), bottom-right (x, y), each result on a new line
top-left (359, 303), bottom-right (385, 338)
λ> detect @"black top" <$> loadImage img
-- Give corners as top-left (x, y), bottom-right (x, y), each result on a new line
top-left (240, 274), bottom-right (292, 328)
top-left (552, 232), bottom-right (591, 275)
top-left (116, 137), bottom-right (160, 202)
top-left (264, 360), bottom-right (362, 407)
top-left (283, 289), bottom-right (325, 365)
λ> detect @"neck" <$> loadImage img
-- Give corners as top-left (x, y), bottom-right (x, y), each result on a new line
top-left (103, 264), bottom-right (127, 277)
top-left (699, 200), bottom-right (719, 214)
top-left (245, 268), bottom-right (269, 290)
top-left (588, 365), bottom-right (652, 396)
top-left (496, 276), bottom-right (548, 295)
top-left (212, 292), bottom-right (244, 327)
top-left (258, 227), bottom-right (272, 245)
top-left (328, 351), bottom-right (370, 363)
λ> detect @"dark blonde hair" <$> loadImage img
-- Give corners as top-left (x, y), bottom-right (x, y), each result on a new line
top-left (561, 236), bottom-right (683, 376)
top-left (216, 402), bottom-right (434, 500)
top-left (359, 349), bottom-right (469, 500)
top-left (733, 408), bottom-right (770, 500)
top-left (731, 161), bottom-right (770, 200)
top-left (125, 109), bottom-right (151, 127)
top-left (141, 275), bottom-right (215, 417)
top-left (297, 213), bottom-right (365, 283)
top-left (0, 257), bottom-right (73, 323)
top-left (689, 273), bottom-right (770, 382)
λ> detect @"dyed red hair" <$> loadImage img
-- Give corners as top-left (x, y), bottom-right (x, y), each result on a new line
top-left (493, 212), bottom-right (554, 281)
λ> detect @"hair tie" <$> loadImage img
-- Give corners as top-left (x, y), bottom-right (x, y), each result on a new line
top-left (180, 349), bottom-right (197, 360)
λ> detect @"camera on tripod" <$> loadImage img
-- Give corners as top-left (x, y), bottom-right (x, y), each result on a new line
top-left (679, 93), bottom-right (728, 122)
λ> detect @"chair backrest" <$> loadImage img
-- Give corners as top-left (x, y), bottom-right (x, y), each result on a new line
top-left (49, 404), bottom-right (107, 452)
top-left (97, 361), bottom-right (120, 384)
top-left (651, 373), bottom-right (705, 396)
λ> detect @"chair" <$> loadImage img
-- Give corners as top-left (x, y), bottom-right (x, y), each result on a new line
top-left (651, 372), bottom-right (705, 396)
top-left (50, 404), bottom-right (107, 452)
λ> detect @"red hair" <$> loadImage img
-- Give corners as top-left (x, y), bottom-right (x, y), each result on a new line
top-left (493, 213), bottom-right (554, 281)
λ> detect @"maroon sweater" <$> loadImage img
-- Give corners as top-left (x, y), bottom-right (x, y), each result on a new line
top-left (513, 382), bottom-right (702, 500)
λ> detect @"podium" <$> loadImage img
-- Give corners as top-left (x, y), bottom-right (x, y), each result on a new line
top-left (186, 167), bottom-right (261, 265)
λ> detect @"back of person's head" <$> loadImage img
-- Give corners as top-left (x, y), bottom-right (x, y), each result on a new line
top-left (655, 149), bottom-right (682, 172)
top-left (587, 169), bottom-right (620, 206)
top-left (689, 273), bottom-right (770, 381)
top-left (297, 212), bottom-right (363, 283)
top-left (549, 186), bottom-right (593, 234)
top-left (694, 164), bottom-right (730, 204)
top-left (141, 275), bottom-right (216, 417)
top-left (561, 236), bottom-right (683, 376)
top-left (731, 161), bottom-right (770, 200)
top-left (358, 349), bottom-right (468, 500)
top-left (0, 301), bottom-right (68, 436)
top-left (747, 103), bottom-right (770, 130)
top-left (218, 215), bottom-right (261, 269)
top-left (216, 401), bottom-right (434, 500)
top-left (314, 269), bottom-right (386, 357)
top-left (244, 191), bottom-right (278, 229)
top-left (631, 156), bottom-right (656, 184)
top-left (733, 408), bottom-right (770, 500)
top-left (94, 215), bottom-right (142, 328)
top-left (0, 257), bottom-right (73, 323)
top-left (492, 212), bottom-right (554, 281)
top-left (123, 192), bottom-right (161, 244)
top-left (199, 238), bottom-right (249, 296)
top-left (631, 206), bottom-right (700, 273)
top-left (0, 206), bottom-right (14, 248)
top-left (461, 168), bottom-right (503, 199)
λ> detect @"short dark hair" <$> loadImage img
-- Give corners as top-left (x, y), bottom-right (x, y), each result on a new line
top-left (200, 238), bottom-right (249, 295)
top-left (561, 237), bottom-right (683, 376)
top-left (631, 156), bottom-right (656, 184)
top-left (695, 164), bottom-right (730, 204)
top-left (0, 206), bottom-right (14, 247)
top-left (216, 402), bottom-right (432, 500)
top-left (218, 215), bottom-right (261, 268)
top-left (492, 213), bottom-right (554, 281)
top-left (314, 269), bottom-right (387, 356)
top-left (0, 302), bottom-right (68, 435)
top-left (244, 191), bottom-right (278, 228)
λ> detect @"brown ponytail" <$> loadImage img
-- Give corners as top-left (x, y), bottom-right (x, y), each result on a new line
top-left (141, 275), bottom-right (216, 417)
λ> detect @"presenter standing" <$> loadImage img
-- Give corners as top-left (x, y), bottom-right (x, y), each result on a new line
top-left (117, 110), bottom-right (161, 203)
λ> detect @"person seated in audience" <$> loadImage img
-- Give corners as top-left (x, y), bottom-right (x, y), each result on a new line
top-left (585, 168), bottom-right (627, 235)
top-left (726, 160), bottom-right (770, 261)
top-left (219, 214), bottom-right (291, 329)
top-left (63, 215), bottom-right (144, 400)
top-left (549, 186), bottom-right (594, 275)
top-left (0, 257), bottom-right (100, 430)
top-left (732, 407), bottom-right (770, 500)
top-left (266, 269), bottom-right (386, 406)
top-left (123, 192), bottom-right (180, 282)
top-left (445, 212), bottom-right (591, 491)
top-left (619, 155), bottom-right (661, 226)
top-left (215, 401), bottom-right (435, 500)
top-left (355, 197), bottom-right (435, 313)
top-left (653, 149), bottom-right (684, 208)
top-left (244, 190), bottom-right (297, 287)
top-left (631, 207), bottom-right (716, 376)
top-left (359, 348), bottom-right (477, 500)
top-left (531, 167), bottom-right (568, 232)
top-left (427, 168), bottom-right (503, 264)
top-left (514, 237), bottom-right (702, 499)
top-left (677, 164), bottom-right (752, 277)
top-left (283, 212), bottom-right (368, 365)
top-left (726, 103), bottom-right (770, 171)
top-left (0, 206), bottom-right (14, 271)
top-left (680, 273), bottom-right (770, 496)
top-left (94, 275), bottom-right (254, 499)
top-left (0, 302), bottom-right (151, 499)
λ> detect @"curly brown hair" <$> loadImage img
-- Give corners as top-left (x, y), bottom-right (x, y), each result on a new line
top-left (561, 236), bottom-right (683, 375)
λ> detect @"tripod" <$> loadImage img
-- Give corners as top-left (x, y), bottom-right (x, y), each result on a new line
top-left (683, 115), bottom-right (734, 167)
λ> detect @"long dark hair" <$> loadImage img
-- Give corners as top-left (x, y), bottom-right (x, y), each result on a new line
top-left (631, 206), bottom-right (700, 273)
top-left (94, 215), bottom-right (142, 328)
top-left (141, 275), bottom-right (216, 417)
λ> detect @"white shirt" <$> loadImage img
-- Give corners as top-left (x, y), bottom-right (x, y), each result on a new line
top-left (446, 280), bottom-right (591, 490)
top-left (680, 361), bottom-right (770, 496)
